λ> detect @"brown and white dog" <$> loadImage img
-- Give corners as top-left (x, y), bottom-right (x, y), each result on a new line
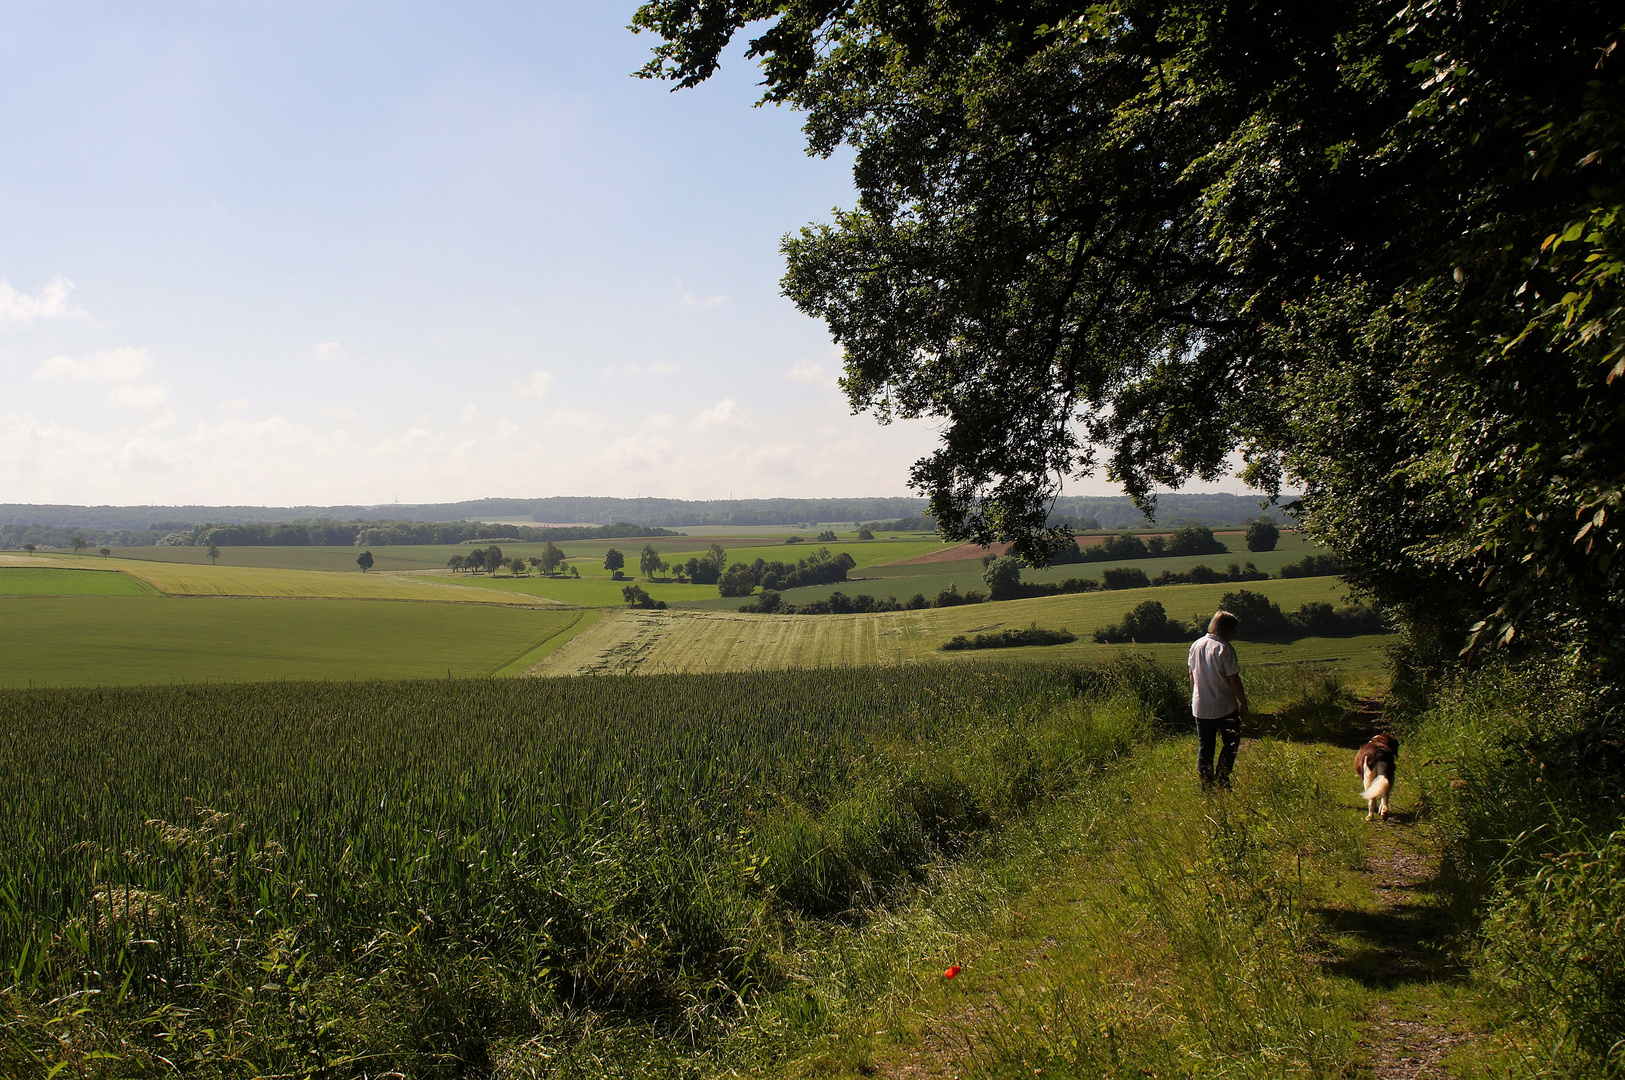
top-left (1354, 733), bottom-right (1399, 821)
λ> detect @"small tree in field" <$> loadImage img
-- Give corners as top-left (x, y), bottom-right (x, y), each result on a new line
top-left (447, 553), bottom-right (465, 573)
top-left (71, 537), bottom-right (87, 558)
top-left (604, 548), bottom-right (625, 573)
top-left (465, 549), bottom-right (486, 573)
top-left (485, 545), bottom-right (504, 575)
top-left (206, 543), bottom-right (220, 565)
top-left (539, 541), bottom-right (565, 574)
top-left (23, 543), bottom-right (36, 553)
top-left (857, 527), bottom-right (875, 540)
top-left (983, 555), bottom-right (1024, 600)
top-left (357, 550), bottom-right (374, 571)
top-left (639, 544), bottom-right (667, 580)
top-left (98, 547), bottom-right (111, 559)
top-left (1245, 519), bottom-right (1280, 552)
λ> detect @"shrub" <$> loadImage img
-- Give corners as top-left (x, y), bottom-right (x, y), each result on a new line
top-left (1245, 519), bottom-right (1280, 552)
top-left (983, 555), bottom-right (1024, 600)
top-left (1093, 600), bottom-right (1196, 643)
top-left (1164, 525), bottom-right (1228, 557)
top-left (1278, 553), bottom-right (1345, 578)
top-left (1082, 532), bottom-right (1150, 562)
top-left (1150, 562), bottom-right (1269, 587)
top-left (621, 584), bottom-right (666, 609)
top-left (941, 624), bottom-right (1077, 651)
top-left (1101, 566), bottom-right (1152, 590)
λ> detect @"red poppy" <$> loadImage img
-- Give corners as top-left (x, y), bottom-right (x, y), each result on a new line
top-left (943, 965), bottom-right (961, 979)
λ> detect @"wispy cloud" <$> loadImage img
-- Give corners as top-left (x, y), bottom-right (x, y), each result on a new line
top-left (546, 406), bottom-right (607, 430)
top-left (0, 276), bottom-right (86, 327)
top-left (311, 341), bottom-right (345, 362)
top-left (601, 360), bottom-right (678, 378)
top-left (514, 370), bottom-right (554, 399)
top-left (36, 346), bottom-right (151, 383)
top-left (674, 279), bottom-right (725, 309)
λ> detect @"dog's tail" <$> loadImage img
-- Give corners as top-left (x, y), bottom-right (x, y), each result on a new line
top-left (1362, 763), bottom-right (1392, 802)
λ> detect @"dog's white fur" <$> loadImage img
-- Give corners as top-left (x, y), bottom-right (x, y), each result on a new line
top-left (1360, 762), bottom-right (1392, 821)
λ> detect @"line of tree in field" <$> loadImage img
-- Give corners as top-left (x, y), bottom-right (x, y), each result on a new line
top-left (445, 543), bottom-right (579, 578)
top-left (1092, 591), bottom-right (1385, 644)
top-left (737, 585), bottom-right (989, 614)
top-left (735, 553), bottom-right (1322, 616)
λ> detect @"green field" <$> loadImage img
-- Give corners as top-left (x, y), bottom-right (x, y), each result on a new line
top-left (0, 597), bottom-right (585, 686)
top-left (0, 566), bottom-right (157, 596)
top-left (17, 553), bottom-right (542, 604)
top-left (0, 662), bottom-right (1180, 1077)
top-left (534, 576), bottom-right (1387, 677)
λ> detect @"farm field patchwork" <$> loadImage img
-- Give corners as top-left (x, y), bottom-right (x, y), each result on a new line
top-left (24, 554), bottom-right (544, 604)
top-left (533, 576), bottom-right (1382, 677)
top-left (0, 597), bottom-right (586, 686)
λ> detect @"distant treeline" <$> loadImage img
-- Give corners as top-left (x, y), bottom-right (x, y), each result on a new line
top-left (1, 523), bottom-right (191, 550)
top-left (0, 491), bottom-right (1288, 534)
top-left (167, 520), bottom-right (680, 548)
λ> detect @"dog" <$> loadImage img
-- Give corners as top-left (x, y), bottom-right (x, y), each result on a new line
top-left (1354, 733), bottom-right (1399, 821)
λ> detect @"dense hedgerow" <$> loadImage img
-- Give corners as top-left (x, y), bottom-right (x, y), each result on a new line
top-left (941, 625), bottom-right (1077, 651)
top-left (0, 660), bottom-right (1182, 1078)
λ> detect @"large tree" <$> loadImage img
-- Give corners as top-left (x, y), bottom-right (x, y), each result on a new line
top-left (633, 0), bottom-right (1624, 670)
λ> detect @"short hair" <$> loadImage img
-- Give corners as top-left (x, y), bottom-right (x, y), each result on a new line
top-left (1209, 610), bottom-right (1239, 636)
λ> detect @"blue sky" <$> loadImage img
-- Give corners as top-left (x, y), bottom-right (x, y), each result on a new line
top-left (1, 3), bottom-right (1239, 507)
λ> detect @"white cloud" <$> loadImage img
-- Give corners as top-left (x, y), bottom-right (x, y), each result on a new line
top-left (36, 346), bottom-right (152, 383)
top-left (785, 359), bottom-right (839, 386)
top-left (546, 406), bottom-right (607, 430)
top-left (107, 383), bottom-right (171, 414)
top-left (674, 279), bottom-right (726, 309)
top-left (693, 397), bottom-right (751, 431)
top-left (0, 276), bottom-right (86, 326)
top-left (312, 341), bottom-right (344, 362)
top-left (218, 397), bottom-right (250, 415)
top-left (458, 403), bottom-right (482, 423)
top-left (322, 406), bottom-right (363, 423)
top-left (515, 370), bottom-right (554, 399)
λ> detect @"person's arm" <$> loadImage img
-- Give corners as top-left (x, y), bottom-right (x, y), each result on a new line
top-left (1227, 672), bottom-right (1249, 719)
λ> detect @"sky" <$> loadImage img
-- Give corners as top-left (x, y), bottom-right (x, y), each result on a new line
top-left (0, 2), bottom-right (1248, 508)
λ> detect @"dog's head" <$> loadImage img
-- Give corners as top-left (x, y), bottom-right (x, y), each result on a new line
top-left (1367, 732), bottom-right (1399, 754)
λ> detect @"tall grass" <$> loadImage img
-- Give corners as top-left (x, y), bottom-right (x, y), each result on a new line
top-left (1404, 660), bottom-right (1625, 1076)
top-left (962, 738), bottom-right (1365, 1079)
top-left (0, 659), bottom-right (1181, 1078)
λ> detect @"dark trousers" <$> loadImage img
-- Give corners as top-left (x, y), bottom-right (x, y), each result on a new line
top-left (1196, 710), bottom-right (1241, 787)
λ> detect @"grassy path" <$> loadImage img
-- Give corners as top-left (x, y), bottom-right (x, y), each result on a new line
top-left (778, 714), bottom-right (1499, 1079)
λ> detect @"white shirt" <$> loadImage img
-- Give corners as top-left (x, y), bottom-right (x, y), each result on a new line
top-left (1188, 633), bottom-right (1240, 719)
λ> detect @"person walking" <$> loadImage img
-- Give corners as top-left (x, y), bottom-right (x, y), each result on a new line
top-left (1189, 609), bottom-right (1249, 790)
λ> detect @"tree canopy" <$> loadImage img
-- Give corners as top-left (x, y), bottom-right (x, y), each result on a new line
top-left (634, 0), bottom-right (1625, 671)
